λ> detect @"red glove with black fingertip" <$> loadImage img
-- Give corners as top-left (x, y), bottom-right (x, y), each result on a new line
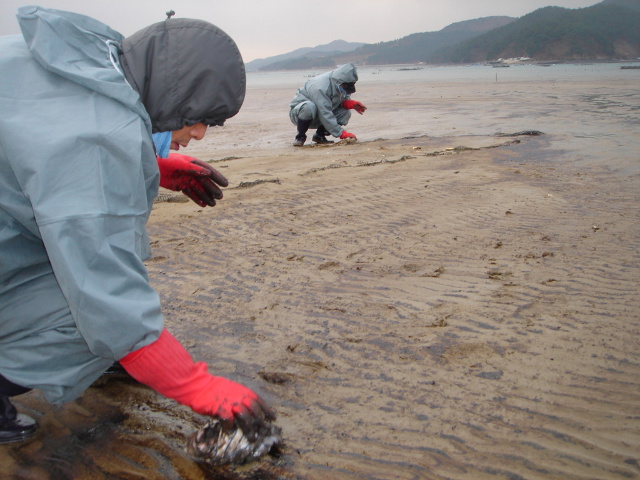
top-left (342, 99), bottom-right (367, 114)
top-left (157, 153), bottom-right (229, 207)
top-left (120, 328), bottom-right (276, 440)
top-left (340, 130), bottom-right (357, 140)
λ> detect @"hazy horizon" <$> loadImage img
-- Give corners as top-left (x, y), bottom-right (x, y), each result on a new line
top-left (1, 0), bottom-right (602, 62)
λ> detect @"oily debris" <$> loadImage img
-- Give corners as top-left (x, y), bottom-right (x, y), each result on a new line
top-left (186, 419), bottom-right (283, 466)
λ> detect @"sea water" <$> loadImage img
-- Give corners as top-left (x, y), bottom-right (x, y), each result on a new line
top-left (247, 62), bottom-right (640, 88)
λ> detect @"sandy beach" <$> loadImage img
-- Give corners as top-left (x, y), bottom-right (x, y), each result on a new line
top-left (2, 64), bottom-right (639, 479)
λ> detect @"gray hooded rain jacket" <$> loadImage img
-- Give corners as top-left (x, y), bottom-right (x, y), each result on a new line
top-left (0, 7), bottom-right (245, 403)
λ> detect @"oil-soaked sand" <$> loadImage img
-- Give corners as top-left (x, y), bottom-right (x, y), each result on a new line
top-left (2, 66), bottom-right (639, 479)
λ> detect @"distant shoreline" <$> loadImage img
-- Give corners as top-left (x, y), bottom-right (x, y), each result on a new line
top-left (247, 58), bottom-right (640, 74)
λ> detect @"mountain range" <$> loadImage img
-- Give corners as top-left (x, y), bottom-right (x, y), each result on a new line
top-left (245, 0), bottom-right (640, 71)
top-left (246, 40), bottom-right (366, 72)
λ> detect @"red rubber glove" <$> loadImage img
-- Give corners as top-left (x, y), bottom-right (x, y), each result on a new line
top-left (342, 99), bottom-right (367, 114)
top-left (157, 153), bottom-right (229, 207)
top-left (340, 130), bottom-right (357, 140)
top-left (120, 328), bottom-right (275, 439)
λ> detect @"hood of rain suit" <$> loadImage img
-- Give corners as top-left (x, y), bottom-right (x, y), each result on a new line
top-left (120, 18), bottom-right (246, 133)
top-left (331, 63), bottom-right (359, 85)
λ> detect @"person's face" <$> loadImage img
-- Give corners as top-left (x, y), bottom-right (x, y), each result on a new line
top-left (171, 123), bottom-right (208, 150)
top-left (341, 82), bottom-right (356, 94)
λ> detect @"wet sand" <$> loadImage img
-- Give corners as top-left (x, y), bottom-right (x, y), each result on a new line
top-left (2, 66), bottom-right (639, 479)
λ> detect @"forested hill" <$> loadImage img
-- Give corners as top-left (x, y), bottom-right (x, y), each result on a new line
top-left (429, 2), bottom-right (640, 63)
top-left (253, 16), bottom-right (515, 71)
top-left (338, 16), bottom-right (515, 66)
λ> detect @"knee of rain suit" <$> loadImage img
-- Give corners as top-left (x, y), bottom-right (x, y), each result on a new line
top-left (290, 101), bottom-right (317, 123)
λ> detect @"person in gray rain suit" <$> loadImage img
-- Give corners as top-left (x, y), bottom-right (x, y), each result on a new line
top-left (289, 63), bottom-right (367, 146)
top-left (0, 7), bottom-right (274, 445)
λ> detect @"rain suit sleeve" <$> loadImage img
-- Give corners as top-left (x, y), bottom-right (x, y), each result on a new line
top-left (7, 97), bottom-right (163, 360)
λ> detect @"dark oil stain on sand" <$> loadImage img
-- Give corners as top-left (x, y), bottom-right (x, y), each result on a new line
top-left (0, 377), bottom-right (298, 480)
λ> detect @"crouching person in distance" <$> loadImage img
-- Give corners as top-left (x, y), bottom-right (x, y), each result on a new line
top-left (289, 63), bottom-right (366, 146)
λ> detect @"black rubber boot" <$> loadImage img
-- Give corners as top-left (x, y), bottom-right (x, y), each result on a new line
top-left (312, 125), bottom-right (334, 144)
top-left (0, 395), bottom-right (39, 445)
top-left (92, 361), bottom-right (136, 388)
top-left (294, 119), bottom-right (312, 146)
top-left (102, 361), bottom-right (130, 378)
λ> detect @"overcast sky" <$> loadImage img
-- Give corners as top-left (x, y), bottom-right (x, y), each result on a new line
top-left (1, 0), bottom-right (600, 62)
